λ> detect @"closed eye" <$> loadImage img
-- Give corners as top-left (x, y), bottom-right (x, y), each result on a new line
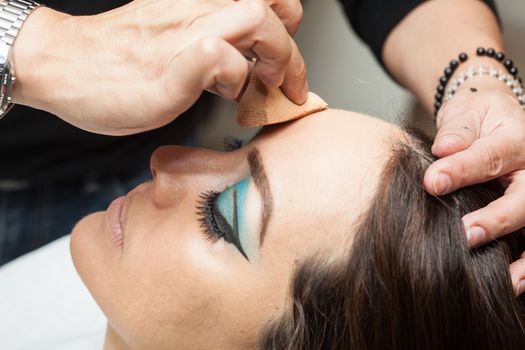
top-left (196, 187), bottom-right (249, 261)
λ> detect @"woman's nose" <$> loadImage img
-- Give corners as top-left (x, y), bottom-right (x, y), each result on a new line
top-left (149, 145), bottom-right (232, 208)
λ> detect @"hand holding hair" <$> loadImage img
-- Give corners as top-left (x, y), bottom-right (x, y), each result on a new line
top-left (423, 76), bottom-right (525, 295)
top-left (10, 0), bottom-right (308, 135)
top-left (379, 0), bottom-right (525, 295)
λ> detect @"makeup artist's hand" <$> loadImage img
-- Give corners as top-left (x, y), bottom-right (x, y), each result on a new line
top-left (264, 0), bottom-right (304, 35)
top-left (11, 0), bottom-right (308, 136)
top-left (422, 76), bottom-right (525, 296)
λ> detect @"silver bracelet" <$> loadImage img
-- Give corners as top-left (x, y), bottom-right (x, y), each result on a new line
top-left (443, 65), bottom-right (525, 111)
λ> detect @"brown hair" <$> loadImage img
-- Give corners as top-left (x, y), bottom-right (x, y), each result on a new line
top-left (260, 128), bottom-right (525, 349)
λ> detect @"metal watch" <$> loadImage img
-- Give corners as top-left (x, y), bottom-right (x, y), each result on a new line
top-left (0, 0), bottom-right (41, 119)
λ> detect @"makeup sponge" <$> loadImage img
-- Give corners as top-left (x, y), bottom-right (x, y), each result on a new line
top-left (236, 74), bottom-right (328, 127)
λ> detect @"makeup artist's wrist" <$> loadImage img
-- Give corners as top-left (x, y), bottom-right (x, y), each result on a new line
top-left (381, 0), bottom-right (503, 115)
top-left (436, 55), bottom-right (522, 114)
top-left (428, 54), bottom-right (506, 113)
top-left (11, 7), bottom-right (72, 111)
top-left (452, 74), bottom-right (518, 103)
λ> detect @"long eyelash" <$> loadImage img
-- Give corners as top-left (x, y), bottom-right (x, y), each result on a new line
top-left (223, 136), bottom-right (243, 152)
top-left (196, 189), bottom-right (250, 261)
top-left (195, 190), bottom-right (225, 242)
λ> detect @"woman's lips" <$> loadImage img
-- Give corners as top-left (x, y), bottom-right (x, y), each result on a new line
top-left (106, 196), bottom-right (127, 249)
top-left (105, 183), bottom-right (147, 249)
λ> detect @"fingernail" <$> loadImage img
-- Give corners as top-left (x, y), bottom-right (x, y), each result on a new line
top-left (466, 226), bottom-right (486, 247)
top-left (516, 280), bottom-right (525, 297)
top-left (433, 173), bottom-right (451, 195)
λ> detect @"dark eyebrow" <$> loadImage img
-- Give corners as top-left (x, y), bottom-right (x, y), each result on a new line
top-left (247, 148), bottom-right (273, 246)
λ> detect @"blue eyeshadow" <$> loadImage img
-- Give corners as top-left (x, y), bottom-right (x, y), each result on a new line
top-left (216, 178), bottom-right (251, 255)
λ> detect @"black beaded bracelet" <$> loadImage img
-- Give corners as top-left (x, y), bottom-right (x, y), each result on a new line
top-left (434, 47), bottom-right (524, 116)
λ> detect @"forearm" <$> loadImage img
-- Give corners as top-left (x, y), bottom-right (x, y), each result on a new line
top-left (383, 0), bottom-right (504, 113)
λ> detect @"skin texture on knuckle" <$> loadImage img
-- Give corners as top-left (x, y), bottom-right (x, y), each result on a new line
top-left (194, 37), bottom-right (225, 67)
top-left (195, 38), bottom-right (247, 100)
top-left (507, 140), bottom-right (525, 169)
top-left (192, 37), bottom-right (230, 93)
top-left (480, 145), bottom-right (506, 178)
top-left (238, 0), bottom-right (269, 30)
top-left (485, 202), bottom-right (512, 237)
top-left (160, 37), bottom-right (225, 107)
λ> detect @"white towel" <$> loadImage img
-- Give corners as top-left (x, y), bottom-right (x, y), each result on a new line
top-left (0, 236), bottom-right (106, 350)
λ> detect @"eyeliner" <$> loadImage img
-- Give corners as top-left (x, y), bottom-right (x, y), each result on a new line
top-left (232, 188), bottom-right (249, 261)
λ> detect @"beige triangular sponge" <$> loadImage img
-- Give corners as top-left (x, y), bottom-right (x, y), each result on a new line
top-left (236, 75), bottom-right (328, 127)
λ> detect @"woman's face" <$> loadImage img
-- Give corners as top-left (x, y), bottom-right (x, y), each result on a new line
top-left (71, 109), bottom-right (398, 349)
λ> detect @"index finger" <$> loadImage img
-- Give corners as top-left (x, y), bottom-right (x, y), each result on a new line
top-left (462, 170), bottom-right (525, 246)
top-left (424, 134), bottom-right (523, 195)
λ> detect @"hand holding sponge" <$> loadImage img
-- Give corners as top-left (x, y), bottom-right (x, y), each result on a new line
top-left (236, 74), bottom-right (328, 127)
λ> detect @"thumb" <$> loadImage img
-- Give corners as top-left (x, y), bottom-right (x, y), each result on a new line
top-left (432, 118), bottom-right (478, 158)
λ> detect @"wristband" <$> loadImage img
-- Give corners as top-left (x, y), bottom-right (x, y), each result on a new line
top-left (434, 47), bottom-right (524, 116)
top-left (443, 65), bottom-right (525, 109)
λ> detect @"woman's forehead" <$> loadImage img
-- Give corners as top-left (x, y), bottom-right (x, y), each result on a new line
top-left (250, 109), bottom-right (400, 149)
top-left (249, 110), bottom-right (400, 261)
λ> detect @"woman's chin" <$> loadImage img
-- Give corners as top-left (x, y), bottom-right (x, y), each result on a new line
top-left (70, 211), bottom-right (105, 267)
top-left (70, 211), bottom-right (114, 303)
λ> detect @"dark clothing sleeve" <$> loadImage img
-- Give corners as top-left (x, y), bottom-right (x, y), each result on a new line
top-left (338, 0), bottom-right (500, 68)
